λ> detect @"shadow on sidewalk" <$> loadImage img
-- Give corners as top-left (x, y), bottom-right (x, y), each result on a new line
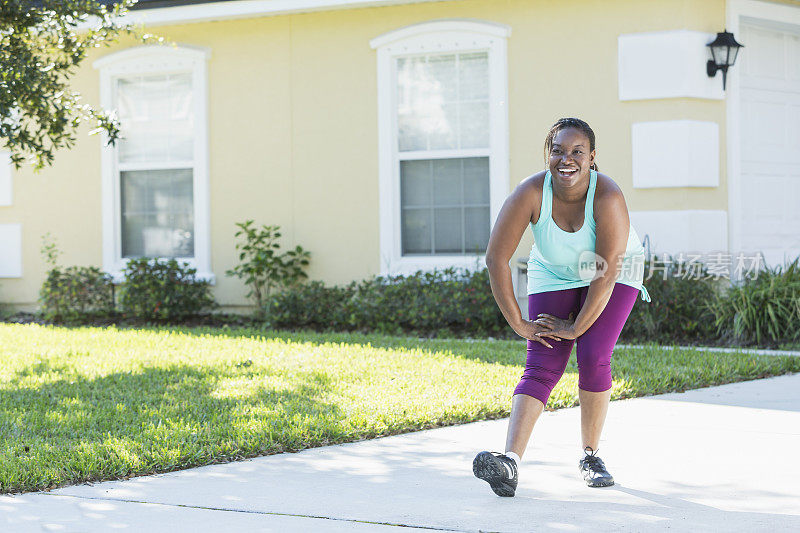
top-left (638, 373), bottom-right (800, 412)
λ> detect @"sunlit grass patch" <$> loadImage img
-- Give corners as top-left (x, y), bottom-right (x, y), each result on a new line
top-left (0, 323), bottom-right (797, 494)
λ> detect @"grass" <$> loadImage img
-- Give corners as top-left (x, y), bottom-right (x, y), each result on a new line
top-left (0, 323), bottom-right (798, 494)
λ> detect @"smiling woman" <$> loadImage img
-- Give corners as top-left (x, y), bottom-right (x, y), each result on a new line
top-left (474, 117), bottom-right (651, 496)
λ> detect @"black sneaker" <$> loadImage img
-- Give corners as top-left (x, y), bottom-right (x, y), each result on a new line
top-left (579, 446), bottom-right (614, 487)
top-left (472, 451), bottom-right (518, 497)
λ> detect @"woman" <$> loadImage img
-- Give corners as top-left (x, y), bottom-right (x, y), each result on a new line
top-left (472, 118), bottom-right (650, 497)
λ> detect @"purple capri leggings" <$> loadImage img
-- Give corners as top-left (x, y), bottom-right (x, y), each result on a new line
top-left (513, 283), bottom-right (639, 406)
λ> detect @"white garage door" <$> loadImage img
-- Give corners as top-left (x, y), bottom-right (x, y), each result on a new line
top-left (739, 23), bottom-right (800, 267)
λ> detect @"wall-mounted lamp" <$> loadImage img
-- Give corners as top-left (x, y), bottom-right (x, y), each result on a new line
top-left (706, 30), bottom-right (744, 90)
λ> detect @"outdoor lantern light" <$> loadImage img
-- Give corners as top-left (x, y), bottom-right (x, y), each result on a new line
top-left (706, 30), bottom-right (744, 90)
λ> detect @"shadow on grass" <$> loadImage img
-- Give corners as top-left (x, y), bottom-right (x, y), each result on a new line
top-left (2, 320), bottom-right (527, 367)
top-left (112, 324), bottom-right (529, 367)
top-left (0, 361), bottom-right (346, 494)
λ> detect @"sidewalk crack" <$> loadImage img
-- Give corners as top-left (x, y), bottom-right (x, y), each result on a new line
top-left (39, 492), bottom-right (469, 532)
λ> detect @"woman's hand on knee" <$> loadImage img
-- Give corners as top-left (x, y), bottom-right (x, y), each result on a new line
top-left (512, 320), bottom-right (561, 348)
top-left (532, 312), bottom-right (578, 341)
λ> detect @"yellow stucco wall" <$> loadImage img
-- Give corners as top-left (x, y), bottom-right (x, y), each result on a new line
top-left (0, 0), bottom-right (732, 311)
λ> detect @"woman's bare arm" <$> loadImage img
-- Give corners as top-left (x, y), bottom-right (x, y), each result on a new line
top-left (485, 174), bottom-right (556, 347)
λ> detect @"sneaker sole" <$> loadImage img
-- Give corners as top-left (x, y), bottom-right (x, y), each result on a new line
top-left (472, 451), bottom-right (516, 497)
top-left (586, 477), bottom-right (615, 488)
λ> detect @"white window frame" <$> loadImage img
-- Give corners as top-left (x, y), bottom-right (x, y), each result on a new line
top-left (370, 20), bottom-right (510, 276)
top-left (94, 45), bottom-right (213, 283)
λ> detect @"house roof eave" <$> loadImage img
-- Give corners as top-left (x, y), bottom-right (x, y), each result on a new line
top-left (99, 0), bottom-right (454, 27)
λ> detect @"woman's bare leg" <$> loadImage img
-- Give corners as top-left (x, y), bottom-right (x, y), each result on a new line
top-left (504, 393), bottom-right (545, 458)
top-left (579, 388), bottom-right (612, 450)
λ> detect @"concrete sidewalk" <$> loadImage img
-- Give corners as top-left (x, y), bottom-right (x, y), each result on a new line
top-left (2, 374), bottom-right (799, 532)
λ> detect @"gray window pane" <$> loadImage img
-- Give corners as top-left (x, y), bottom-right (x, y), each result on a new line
top-left (458, 52), bottom-right (489, 101)
top-left (427, 102), bottom-right (458, 151)
top-left (459, 101), bottom-right (490, 149)
top-left (463, 157), bottom-right (490, 204)
top-left (121, 213), bottom-right (148, 257)
top-left (168, 214), bottom-right (195, 257)
top-left (172, 137), bottom-right (195, 162)
top-left (149, 174), bottom-right (174, 212)
top-left (171, 175), bottom-right (194, 213)
top-left (434, 207), bottom-right (462, 254)
top-left (397, 56), bottom-right (434, 152)
top-left (402, 208), bottom-right (432, 254)
top-left (118, 74), bottom-right (193, 165)
top-left (121, 168), bottom-right (194, 258)
top-left (432, 159), bottom-right (462, 206)
top-left (396, 57), bottom-right (408, 102)
top-left (121, 172), bottom-right (151, 213)
top-left (397, 52), bottom-right (489, 153)
top-left (121, 212), bottom-right (193, 259)
top-left (428, 54), bottom-right (457, 102)
top-left (400, 157), bottom-right (489, 256)
top-left (400, 160), bottom-right (432, 207)
top-left (398, 113), bottom-right (427, 152)
top-left (464, 206), bottom-right (490, 254)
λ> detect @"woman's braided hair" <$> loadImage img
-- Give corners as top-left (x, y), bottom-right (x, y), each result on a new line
top-left (543, 117), bottom-right (598, 171)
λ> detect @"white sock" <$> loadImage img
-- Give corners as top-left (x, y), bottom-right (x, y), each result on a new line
top-left (504, 451), bottom-right (521, 466)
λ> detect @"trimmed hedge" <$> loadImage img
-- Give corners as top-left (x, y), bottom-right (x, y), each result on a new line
top-left (33, 256), bottom-right (800, 349)
top-left (119, 258), bottom-right (218, 322)
top-left (621, 258), bottom-right (721, 344)
top-left (268, 262), bottom-right (728, 342)
top-left (38, 258), bottom-right (217, 324)
top-left (39, 265), bottom-right (115, 323)
top-left (269, 267), bottom-right (506, 338)
top-left (270, 258), bottom-right (800, 348)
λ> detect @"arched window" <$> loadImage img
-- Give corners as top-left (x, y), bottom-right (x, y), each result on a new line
top-left (371, 20), bottom-right (510, 275)
top-left (94, 45), bottom-right (212, 281)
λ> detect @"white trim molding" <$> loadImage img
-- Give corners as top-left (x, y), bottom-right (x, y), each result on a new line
top-left (91, 0), bottom-right (450, 28)
top-left (371, 19), bottom-right (510, 276)
top-left (726, 0), bottom-right (800, 261)
top-left (94, 44), bottom-right (213, 284)
top-left (630, 210), bottom-right (728, 256)
top-left (0, 223), bottom-right (22, 278)
top-left (632, 120), bottom-right (719, 188)
top-left (0, 151), bottom-right (12, 206)
top-left (618, 30), bottom-right (725, 100)
top-left (92, 44), bottom-right (211, 71)
top-left (369, 19), bottom-right (511, 48)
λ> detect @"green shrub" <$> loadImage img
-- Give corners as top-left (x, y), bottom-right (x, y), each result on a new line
top-left (269, 266), bottom-right (507, 337)
top-left (269, 280), bottom-right (358, 330)
top-left (225, 220), bottom-right (311, 317)
top-left (119, 258), bottom-right (218, 322)
top-left (257, 253), bottom-right (800, 348)
top-left (706, 257), bottom-right (800, 347)
top-left (38, 232), bottom-right (115, 323)
top-left (620, 256), bottom-right (721, 344)
top-left (39, 266), bottom-right (115, 322)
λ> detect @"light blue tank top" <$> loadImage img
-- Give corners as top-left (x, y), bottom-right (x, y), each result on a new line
top-left (527, 169), bottom-right (651, 302)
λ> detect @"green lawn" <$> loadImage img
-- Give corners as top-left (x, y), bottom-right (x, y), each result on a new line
top-left (1, 323), bottom-right (798, 494)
